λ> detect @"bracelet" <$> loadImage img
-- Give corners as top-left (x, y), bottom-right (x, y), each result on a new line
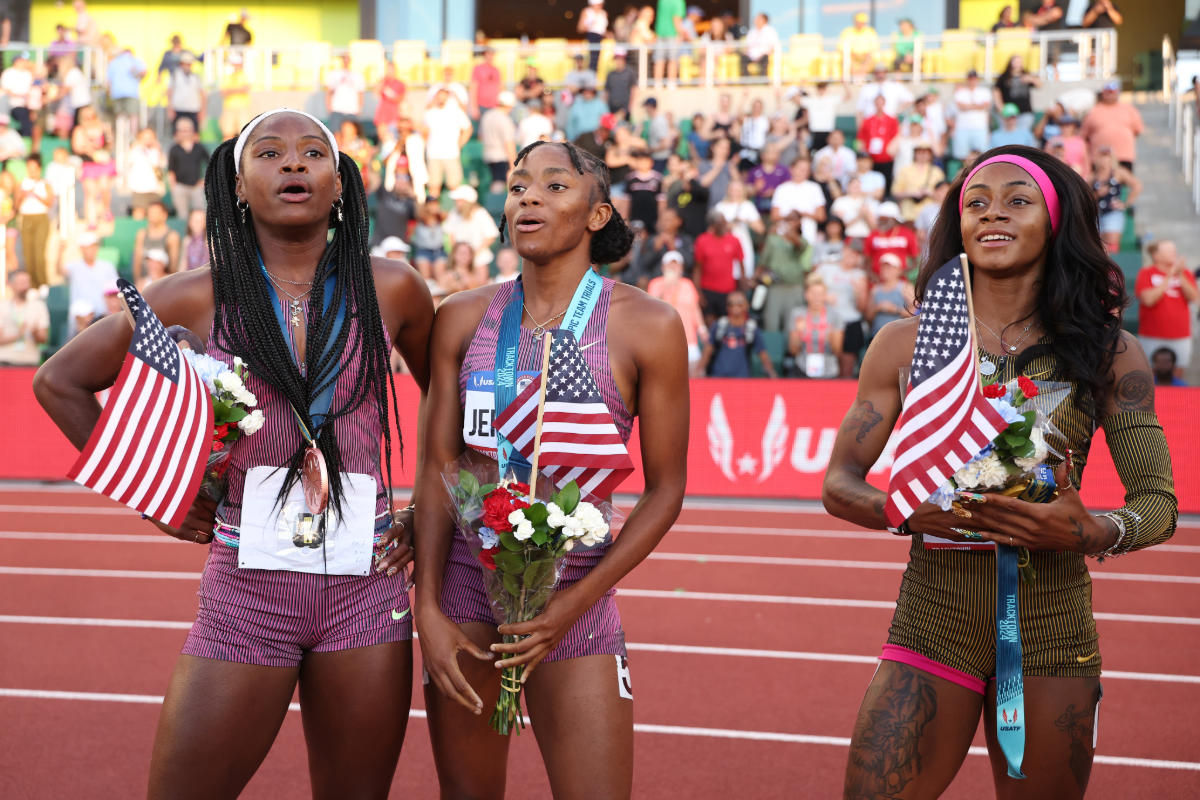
top-left (1089, 511), bottom-right (1130, 561)
top-left (886, 521), bottom-right (912, 537)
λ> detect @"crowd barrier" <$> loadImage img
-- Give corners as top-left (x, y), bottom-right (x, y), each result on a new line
top-left (4, 369), bottom-right (1195, 514)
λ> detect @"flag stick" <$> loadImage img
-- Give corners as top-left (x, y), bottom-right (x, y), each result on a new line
top-left (527, 332), bottom-right (555, 499)
top-left (958, 252), bottom-right (983, 389)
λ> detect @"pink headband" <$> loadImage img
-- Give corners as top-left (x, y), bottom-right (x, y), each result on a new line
top-left (958, 154), bottom-right (1061, 235)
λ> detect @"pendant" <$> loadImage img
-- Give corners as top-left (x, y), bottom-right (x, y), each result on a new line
top-left (289, 300), bottom-right (303, 327)
top-left (530, 325), bottom-right (546, 339)
top-left (980, 359), bottom-right (998, 376)
top-left (1008, 345), bottom-right (1018, 353)
top-left (301, 446), bottom-right (329, 515)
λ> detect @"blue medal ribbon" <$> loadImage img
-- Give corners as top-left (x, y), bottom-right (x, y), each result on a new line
top-left (493, 268), bottom-right (604, 481)
top-left (995, 543), bottom-right (1026, 779)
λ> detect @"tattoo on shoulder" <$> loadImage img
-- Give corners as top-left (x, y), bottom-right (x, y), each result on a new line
top-left (1113, 370), bottom-right (1153, 413)
top-left (846, 668), bottom-right (938, 799)
top-left (848, 400), bottom-right (885, 444)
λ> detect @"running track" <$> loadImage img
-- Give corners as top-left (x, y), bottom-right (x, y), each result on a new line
top-left (0, 485), bottom-right (1197, 799)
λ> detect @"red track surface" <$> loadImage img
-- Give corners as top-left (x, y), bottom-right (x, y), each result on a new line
top-left (1, 486), bottom-right (1198, 799)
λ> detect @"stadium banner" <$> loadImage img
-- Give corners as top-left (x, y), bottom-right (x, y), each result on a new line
top-left (4, 368), bottom-right (1197, 514)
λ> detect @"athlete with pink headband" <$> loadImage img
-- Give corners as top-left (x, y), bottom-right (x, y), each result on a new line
top-left (824, 146), bottom-right (1177, 798)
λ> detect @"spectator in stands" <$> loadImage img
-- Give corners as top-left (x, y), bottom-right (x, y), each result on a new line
top-left (411, 198), bottom-right (447, 283)
top-left (624, 148), bottom-right (665, 234)
top-left (127, 127), bottom-right (166, 219)
top-left (814, 128), bottom-right (858, 189)
top-left (893, 18), bottom-right (918, 72)
top-left (467, 48), bottom-right (499, 121)
top-left (604, 49), bottom-right (637, 118)
top-left (604, 122), bottom-right (645, 218)
top-left (629, 206), bottom-right (692, 286)
top-left (336, 120), bottom-right (375, 186)
top-left (612, 5), bottom-right (637, 42)
top-left (867, 252), bottom-right (914, 340)
top-left (994, 55), bottom-right (1040, 132)
top-left (138, 248), bottom-right (171, 291)
top-left (565, 53), bottom-right (598, 95)
top-left (700, 15), bottom-right (736, 69)
top-left (831, 176), bottom-right (877, 243)
top-left (515, 60), bottom-right (546, 105)
top-left (839, 13), bottom-right (880, 80)
top-left (857, 63), bottom-right (915, 124)
top-left (811, 156), bottom-right (842, 217)
top-left (48, 24), bottom-right (75, 64)
top-left (1136, 240), bottom-right (1197, 374)
top-left (992, 5), bottom-right (1018, 32)
top-left (852, 151), bottom-right (886, 201)
top-left (374, 62), bottom-right (407, 132)
top-left (742, 12), bottom-right (779, 78)
top-left (71, 105), bottom-right (114, 226)
top-left (166, 53), bottom-right (205, 134)
top-left (167, 117), bottom-right (209, 223)
top-left (990, 104), bottom-right (1037, 149)
top-left (423, 88), bottom-right (472, 199)
top-left (1083, 0), bottom-right (1123, 28)
top-left (799, 83), bottom-right (847, 153)
top-left (816, 244), bottom-right (869, 377)
top-left (665, 154), bottom-right (709, 237)
top-left (1091, 147), bottom-right (1140, 253)
top-left (157, 34), bottom-right (198, 82)
top-left (952, 70), bottom-right (992, 164)
top-left (393, 114), bottom-right (428, 203)
top-left (694, 210), bottom-right (746, 321)
top-left (858, 94), bottom-right (900, 192)
top-left (0, 113), bottom-right (27, 167)
top-left (785, 278), bottom-right (841, 378)
top-left (714, 179), bottom-right (760, 272)
top-left (1082, 78), bottom-right (1143, 172)
top-left (758, 209), bottom-right (813, 332)
top-left (703, 291), bottom-right (776, 377)
top-left (73, 0), bottom-right (99, 47)
top-left (180, 208), bottom-right (207, 271)
top-left (1151, 347), bottom-right (1187, 387)
top-left (325, 54), bottom-right (365, 132)
top-left (444, 185), bottom-right (497, 274)
top-left (578, 1), bottom-right (609, 71)
top-left (771, 154), bottom-right (826, 245)
top-left (737, 99), bottom-right (770, 166)
top-left (1049, 116), bottom-right (1089, 175)
top-left (863, 200), bottom-right (919, 277)
top-left (575, 112), bottom-right (615, 166)
top-left (16, 155), bottom-right (53, 289)
top-left (106, 45), bottom-right (146, 131)
top-left (914, 180), bottom-right (949, 249)
top-left (55, 54), bottom-right (91, 135)
top-left (647, 250), bottom-right (707, 375)
top-left (218, 58), bottom-right (253, 139)
top-left (439, 241), bottom-right (485, 295)
top-left (132, 201), bottom-right (180, 284)
top-left (429, 64), bottom-right (469, 112)
top-left (373, 162), bottom-right (418, 243)
top-left (566, 79), bottom-right (608, 142)
top-left (654, 0), bottom-right (685, 88)
top-left (517, 95), bottom-right (556, 148)
top-left (887, 114), bottom-right (928, 176)
top-left (480, 91), bottom-right (518, 195)
top-left (488, 246), bottom-right (519, 285)
top-left (1034, 99), bottom-right (1069, 145)
top-left (641, 97), bottom-right (674, 172)
top-left (0, 270), bottom-right (49, 366)
top-left (63, 230), bottom-right (117, 335)
top-left (2, 53), bottom-right (36, 138)
top-left (813, 216), bottom-right (846, 266)
top-left (747, 141), bottom-right (790, 214)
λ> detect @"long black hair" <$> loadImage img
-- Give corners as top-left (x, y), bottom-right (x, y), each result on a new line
top-left (204, 123), bottom-right (400, 517)
top-left (918, 145), bottom-right (1126, 421)
top-left (499, 140), bottom-right (634, 266)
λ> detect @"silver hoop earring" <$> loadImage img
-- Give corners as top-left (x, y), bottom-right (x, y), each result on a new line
top-left (333, 197), bottom-right (344, 223)
top-left (237, 199), bottom-right (249, 224)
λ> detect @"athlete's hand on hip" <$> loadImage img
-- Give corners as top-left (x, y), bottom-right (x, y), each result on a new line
top-left (492, 584), bottom-right (587, 682)
top-left (375, 505), bottom-right (414, 577)
top-left (415, 607), bottom-right (494, 714)
top-left (145, 492), bottom-right (218, 545)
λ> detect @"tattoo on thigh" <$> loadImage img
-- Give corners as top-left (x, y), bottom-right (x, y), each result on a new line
top-left (1113, 370), bottom-right (1153, 413)
top-left (846, 670), bottom-right (938, 799)
top-left (848, 400), bottom-right (885, 444)
top-left (1054, 703), bottom-right (1095, 794)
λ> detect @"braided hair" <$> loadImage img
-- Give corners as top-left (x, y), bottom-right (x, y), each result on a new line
top-left (204, 128), bottom-right (401, 517)
top-left (499, 140), bottom-right (634, 266)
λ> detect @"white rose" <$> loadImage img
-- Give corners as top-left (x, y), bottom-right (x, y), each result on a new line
top-left (216, 372), bottom-right (245, 395)
top-left (233, 356), bottom-right (244, 370)
top-left (513, 518), bottom-right (535, 541)
top-left (545, 502), bottom-right (568, 529)
top-left (233, 387), bottom-right (257, 407)
top-left (953, 460), bottom-right (983, 489)
top-left (237, 409), bottom-right (265, 435)
top-left (974, 453), bottom-right (1009, 488)
top-left (561, 516), bottom-right (585, 540)
top-left (507, 509), bottom-right (527, 528)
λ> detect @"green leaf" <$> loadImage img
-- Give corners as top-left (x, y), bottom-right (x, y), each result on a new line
top-left (499, 530), bottom-right (523, 551)
top-left (225, 406), bottom-right (248, 423)
top-left (559, 481), bottom-right (581, 515)
top-left (531, 527), bottom-right (548, 547)
top-left (524, 503), bottom-right (549, 526)
top-left (501, 572), bottom-right (521, 597)
top-left (459, 469), bottom-right (480, 496)
top-left (523, 558), bottom-right (556, 589)
top-left (479, 483), bottom-right (498, 495)
top-left (493, 549), bottom-right (525, 574)
top-left (1013, 440), bottom-right (1036, 459)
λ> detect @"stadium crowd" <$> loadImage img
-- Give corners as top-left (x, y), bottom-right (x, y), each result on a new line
top-left (0, 0), bottom-right (1192, 385)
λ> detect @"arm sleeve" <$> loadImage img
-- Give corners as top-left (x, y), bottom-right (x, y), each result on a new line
top-left (1099, 410), bottom-right (1178, 553)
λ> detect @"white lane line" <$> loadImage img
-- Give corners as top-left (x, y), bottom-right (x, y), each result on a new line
top-left (1, 687), bottom-right (1197, 770)
top-left (0, 566), bottom-right (200, 580)
top-left (0, 505), bottom-right (131, 516)
top-left (0, 531), bottom-right (170, 543)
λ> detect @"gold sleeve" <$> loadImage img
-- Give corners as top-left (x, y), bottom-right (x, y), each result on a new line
top-left (1099, 410), bottom-right (1178, 553)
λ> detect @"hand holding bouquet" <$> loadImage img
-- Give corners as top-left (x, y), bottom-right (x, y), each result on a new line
top-left (181, 352), bottom-right (265, 502)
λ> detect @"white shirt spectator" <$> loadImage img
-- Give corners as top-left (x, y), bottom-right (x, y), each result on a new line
top-left (46, 159), bottom-right (77, 196)
top-left (429, 80), bottom-right (470, 111)
top-left (580, 4), bottom-right (609, 36)
top-left (816, 261), bottom-right (867, 323)
top-left (325, 68), bottom-right (365, 116)
top-left (65, 257), bottom-right (118, 323)
top-left (740, 114), bottom-right (769, 151)
top-left (518, 112), bottom-right (555, 149)
top-left (714, 199), bottom-right (762, 276)
top-left (424, 103), bottom-right (473, 159)
top-left (1, 65), bottom-right (34, 108)
top-left (62, 66), bottom-right (92, 111)
top-left (857, 80), bottom-right (914, 118)
top-left (771, 179), bottom-right (826, 243)
top-left (18, 178), bottom-right (52, 215)
top-left (831, 194), bottom-right (878, 239)
top-left (479, 107), bottom-right (516, 164)
top-left (0, 126), bottom-right (27, 160)
top-left (746, 21), bottom-right (781, 61)
top-left (169, 70), bottom-right (204, 114)
top-left (953, 85), bottom-right (992, 132)
top-left (444, 205), bottom-right (499, 268)
top-left (922, 96), bottom-right (948, 141)
top-left (802, 93), bottom-right (840, 135)
top-left (127, 143), bottom-right (165, 195)
top-left (814, 144), bottom-right (858, 187)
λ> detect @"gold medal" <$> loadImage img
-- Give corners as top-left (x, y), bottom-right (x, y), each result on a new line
top-left (302, 445), bottom-right (329, 515)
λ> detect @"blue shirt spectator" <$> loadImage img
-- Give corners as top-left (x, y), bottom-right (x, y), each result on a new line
top-left (107, 49), bottom-right (147, 101)
top-left (566, 85), bottom-right (609, 142)
top-left (990, 105), bottom-right (1037, 148)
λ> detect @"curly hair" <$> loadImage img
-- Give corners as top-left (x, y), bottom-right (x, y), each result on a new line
top-left (918, 145), bottom-right (1127, 420)
top-left (499, 140), bottom-right (634, 266)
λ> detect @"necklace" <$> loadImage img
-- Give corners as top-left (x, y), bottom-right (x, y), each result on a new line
top-left (977, 317), bottom-right (1036, 354)
top-left (265, 270), bottom-right (317, 287)
top-left (265, 271), bottom-right (313, 328)
top-left (523, 303), bottom-right (568, 338)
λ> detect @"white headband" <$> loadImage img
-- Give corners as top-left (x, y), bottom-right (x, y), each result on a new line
top-left (232, 108), bottom-right (339, 174)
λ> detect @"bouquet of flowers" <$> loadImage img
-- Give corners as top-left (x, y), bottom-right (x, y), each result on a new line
top-left (181, 352), bottom-right (266, 502)
top-left (928, 374), bottom-right (1070, 580)
top-left (443, 457), bottom-right (620, 735)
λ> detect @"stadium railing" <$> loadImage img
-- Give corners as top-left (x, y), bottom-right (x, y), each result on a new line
top-left (1165, 34), bottom-right (1200, 215)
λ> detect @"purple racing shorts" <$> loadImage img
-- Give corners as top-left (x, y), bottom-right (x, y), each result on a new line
top-left (182, 539), bottom-right (413, 668)
top-left (440, 534), bottom-right (626, 662)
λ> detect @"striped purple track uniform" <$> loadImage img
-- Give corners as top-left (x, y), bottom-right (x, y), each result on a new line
top-left (445, 276), bottom-right (632, 662)
top-left (181, 304), bottom-right (411, 668)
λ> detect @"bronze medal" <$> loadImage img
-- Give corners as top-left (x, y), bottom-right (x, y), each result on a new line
top-left (301, 445), bottom-right (329, 515)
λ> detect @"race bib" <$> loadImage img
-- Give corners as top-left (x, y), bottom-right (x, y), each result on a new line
top-left (805, 353), bottom-right (827, 378)
top-left (238, 466), bottom-right (377, 575)
top-left (464, 369), bottom-right (539, 457)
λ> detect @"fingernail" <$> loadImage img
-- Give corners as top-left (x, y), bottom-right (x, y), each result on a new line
top-left (387, 566), bottom-right (397, 576)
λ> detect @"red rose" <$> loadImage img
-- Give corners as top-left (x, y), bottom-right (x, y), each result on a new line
top-left (478, 548), bottom-right (498, 571)
top-left (511, 496), bottom-right (530, 511)
top-left (510, 481), bottom-right (530, 496)
top-left (215, 423), bottom-right (231, 439)
top-left (982, 383), bottom-right (1007, 399)
top-left (482, 493), bottom-right (515, 532)
top-left (1018, 376), bottom-right (1039, 398)
top-left (211, 439), bottom-right (225, 452)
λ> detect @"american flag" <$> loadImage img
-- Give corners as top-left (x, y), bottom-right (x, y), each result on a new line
top-left (68, 280), bottom-right (214, 528)
top-left (494, 329), bottom-right (634, 499)
top-left (884, 256), bottom-right (1009, 526)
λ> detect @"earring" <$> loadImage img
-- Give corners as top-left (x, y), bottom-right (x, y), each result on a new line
top-left (237, 199), bottom-right (248, 224)
top-left (333, 197), bottom-right (344, 223)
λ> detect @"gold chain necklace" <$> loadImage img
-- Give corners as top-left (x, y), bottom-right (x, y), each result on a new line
top-left (265, 271), bottom-right (313, 328)
top-left (523, 303), bottom-right (568, 338)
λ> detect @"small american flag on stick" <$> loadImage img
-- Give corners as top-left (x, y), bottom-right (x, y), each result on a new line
top-left (495, 329), bottom-right (634, 499)
top-left (68, 280), bottom-right (213, 528)
top-left (884, 255), bottom-right (1009, 526)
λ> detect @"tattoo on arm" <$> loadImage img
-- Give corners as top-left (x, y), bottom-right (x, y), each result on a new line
top-left (1068, 515), bottom-right (1104, 554)
top-left (846, 668), bottom-right (939, 799)
top-left (848, 399), bottom-right (884, 444)
top-left (1113, 369), bottom-right (1153, 413)
top-left (1054, 702), bottom-right (1097, 794)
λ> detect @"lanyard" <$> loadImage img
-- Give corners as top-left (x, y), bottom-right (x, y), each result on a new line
top-left (493, 268), bottom-right (604, 480)
top-left (806, 307), bottom-right (827, 354)
top-left (995, 544), bottom-right (1027, 779)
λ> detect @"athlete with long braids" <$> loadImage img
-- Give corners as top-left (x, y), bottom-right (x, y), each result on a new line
top-left (823, 146), bottom-right (1177, 799)
top-left (414, 140), bottom-right (689, 798)
top-left (34, 109), bottom-right (433, 797)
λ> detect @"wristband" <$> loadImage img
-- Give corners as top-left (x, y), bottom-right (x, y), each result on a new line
top-left (886, 521), bottom-right (912, 537)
